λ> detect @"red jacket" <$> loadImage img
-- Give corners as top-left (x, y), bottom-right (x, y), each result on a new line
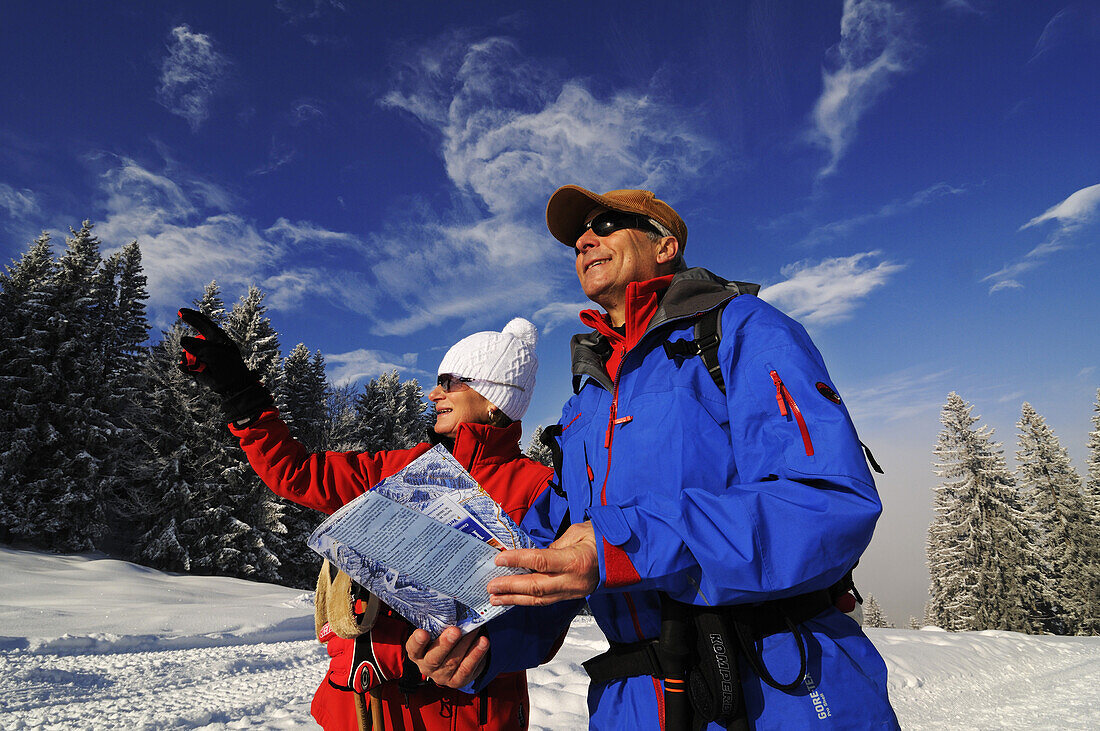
top-left (231, 411), bottom-right (553, 730)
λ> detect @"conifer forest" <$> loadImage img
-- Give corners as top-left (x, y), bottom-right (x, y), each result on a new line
top-left (1, 225), bottom-right (1097, 633)
top-left (0, 224), bottom-right (441, 590)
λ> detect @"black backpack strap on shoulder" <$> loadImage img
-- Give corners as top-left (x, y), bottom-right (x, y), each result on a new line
top-left (694, 305), bottom-right (725, 395)
top-left (662, 302), bottom-right (727, 395)
top-left (540, 424), bottom-right (565, 496)
top-left (539, 423), bottom-right (573, 539)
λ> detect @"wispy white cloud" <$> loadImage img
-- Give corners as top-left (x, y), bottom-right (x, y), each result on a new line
top-left (1028, 5), bottom-right (1099, 64)
top-left (250, 100), bottom-right (325, 176)
top-left (802, 182), bottom-right (967, 245)
top-left (1020, 182), bottom-right (1100, 231)
top-left (364, 213), bottom-right (565, 336)
top-left (324, 348), bottom-right (420, 386)
top-left (370, 32), bottom-right (715, 333)
top-left (843, 366), bottom-right (955, 424)
top-left (997, 391), bottom-right (1025, 405)
top-left (532, 300), bottom-right (594, 334)
top-left (156, 25), bottom-right (229, 131)
top-left (759, 251), bottom-right (905, 326)
top-left (98, 157), bottom-right (198, 224)
top-left (0, 183), bottom-right (38, 218)
top-left (265, 217), bottom-right (362, 248)
top-left (984, 182), bottom-right (1099, 293)
top-left (251, 139), bottom-right (296, 176)
top-left (383, 37), bottom-right (715, 216)
top-left (985, 276), bottom-right (1025, 294)
top-left (88, 154), bottom-right (374, 325)
top-left (291, 100), bottom-right (326, 126)
top-left (258, 268), bottom-right (327, 311)
top-left (808, 0), bottom-right (915, 178)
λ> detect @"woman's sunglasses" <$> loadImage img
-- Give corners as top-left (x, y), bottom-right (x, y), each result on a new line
top-left (578, 211), bottom-right (662, 242)
top-left (437, 374), bottom-right (474, 393)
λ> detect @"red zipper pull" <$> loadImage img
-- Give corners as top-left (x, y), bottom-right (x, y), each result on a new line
top-left (769, 369), bottom-right (814, 456)
top-left (605, 415), bottom-right (633, 448)
top-left (769, 370), bottom-right (788, 416)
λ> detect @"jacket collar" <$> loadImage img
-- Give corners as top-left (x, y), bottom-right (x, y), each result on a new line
top-left (569, 267), bottom-right (760, 393)
top-left (578, 274), bottom-right (674, 349)
top-left (429, 421), bottom-right (524, 470)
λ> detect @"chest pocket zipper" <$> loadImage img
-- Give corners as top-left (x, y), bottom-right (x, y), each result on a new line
top-left (769, 370), bottom-right (814, 457)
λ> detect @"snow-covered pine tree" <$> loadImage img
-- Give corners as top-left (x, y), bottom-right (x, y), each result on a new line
top-left (193, 279), bottom-right (228, 321)
top-left (33, 222), bottom-right (114, 551)
top-left (1015, 402), bottom-right (1092, 634)
top-left (133, 282), bottom-right (277, 581)
top-left (132, 283), bottom-right (237, 572)
top-left (922, 601), bottom-right (936, 629)
top-left (219, 286), bottom-right (285, 583)
top-left (862, 595), bottom-right (891, 628)
top-left (325, 381), bottom-right (364, 452)
top-left (908, 616), bottom-right (921, 630)
top-left (275, 343), bottom-right (330, 588)
top-left (282, 345), bottom-right (329, 451)
top-left (132, 320), bottom-right (210, 571)
top-left (353, 370), bottom-right (419, 451)
top-left (227, 286), bottom-right (283, 405)
top-left (525, 425), bottom-right (554, 467)
top-left (395, 377), bottom-right (433, 449)
top-left (927, 392), bottom-right (1043, 633)
top-left (1081, 389), bottom-right (1100, 635)
top-left (113, 242), bottom-right (151, 372)
top-left (96, 241), bottom-right (153, 554)
top-left (0, 234), bottom-right (58, 543)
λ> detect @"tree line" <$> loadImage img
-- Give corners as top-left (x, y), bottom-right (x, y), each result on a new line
top-left (0, 224), bottom-right (552, 589)
top-left (926, 391), bottom-right (1100, 635)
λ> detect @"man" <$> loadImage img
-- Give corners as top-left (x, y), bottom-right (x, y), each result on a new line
top-left (409, 187), bottom-right (899, 729)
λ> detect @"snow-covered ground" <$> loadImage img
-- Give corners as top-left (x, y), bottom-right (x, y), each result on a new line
top-left (1, 547), bottom-right (1097, 730)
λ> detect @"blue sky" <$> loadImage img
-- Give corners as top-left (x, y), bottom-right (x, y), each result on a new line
top-left (2, 0), bottom-right (1097, 623)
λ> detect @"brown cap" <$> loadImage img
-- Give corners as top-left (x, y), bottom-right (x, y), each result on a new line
top-left (546, 185), bottom-right (688, 248)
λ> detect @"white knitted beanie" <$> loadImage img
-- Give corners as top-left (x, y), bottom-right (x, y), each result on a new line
top-left (437, 318), bottom-right (539, 421)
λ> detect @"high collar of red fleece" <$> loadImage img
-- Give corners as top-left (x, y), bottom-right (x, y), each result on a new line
top-left (579, 274), bottom-right (674, 345)
top-left (436, 420), bottom-right (523, 466)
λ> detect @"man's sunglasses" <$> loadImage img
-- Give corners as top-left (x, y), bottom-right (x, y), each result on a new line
top-left (577, 211), bottom-right (663, 242)
top-left (437, 374), bottom-right (474, 393)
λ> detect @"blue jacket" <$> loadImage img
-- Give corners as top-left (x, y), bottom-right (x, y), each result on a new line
top-left (481, 269), bottom-right (898, 729)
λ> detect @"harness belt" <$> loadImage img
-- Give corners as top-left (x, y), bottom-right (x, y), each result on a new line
top-left (583, 589), bottom-right (835, 730)
top-left (583, 589), bottom-right (832, 686)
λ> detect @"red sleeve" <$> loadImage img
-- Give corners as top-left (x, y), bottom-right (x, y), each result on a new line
top-left (229, 410), bottom-right (431, 514)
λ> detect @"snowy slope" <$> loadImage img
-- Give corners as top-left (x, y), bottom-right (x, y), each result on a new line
top-left (1, 547), bottom-right (1097, 730)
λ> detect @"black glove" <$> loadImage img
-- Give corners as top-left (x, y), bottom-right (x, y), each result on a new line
top-left (177, 307), bottom-right (274, 424)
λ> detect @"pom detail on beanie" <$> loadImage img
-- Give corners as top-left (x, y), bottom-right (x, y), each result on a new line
top-left (503, 317), bottom-right (538, 350)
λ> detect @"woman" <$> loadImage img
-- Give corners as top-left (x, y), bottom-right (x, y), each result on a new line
top-left (178, 311), bottom-right (552, 730)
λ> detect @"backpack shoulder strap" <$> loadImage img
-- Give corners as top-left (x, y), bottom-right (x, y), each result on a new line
top-left (539, 423), bottom-right (573, 539)
top-left (693, 305), bottom-right (725, 395)
top-left (662, 300), bottom-right (729, 395)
